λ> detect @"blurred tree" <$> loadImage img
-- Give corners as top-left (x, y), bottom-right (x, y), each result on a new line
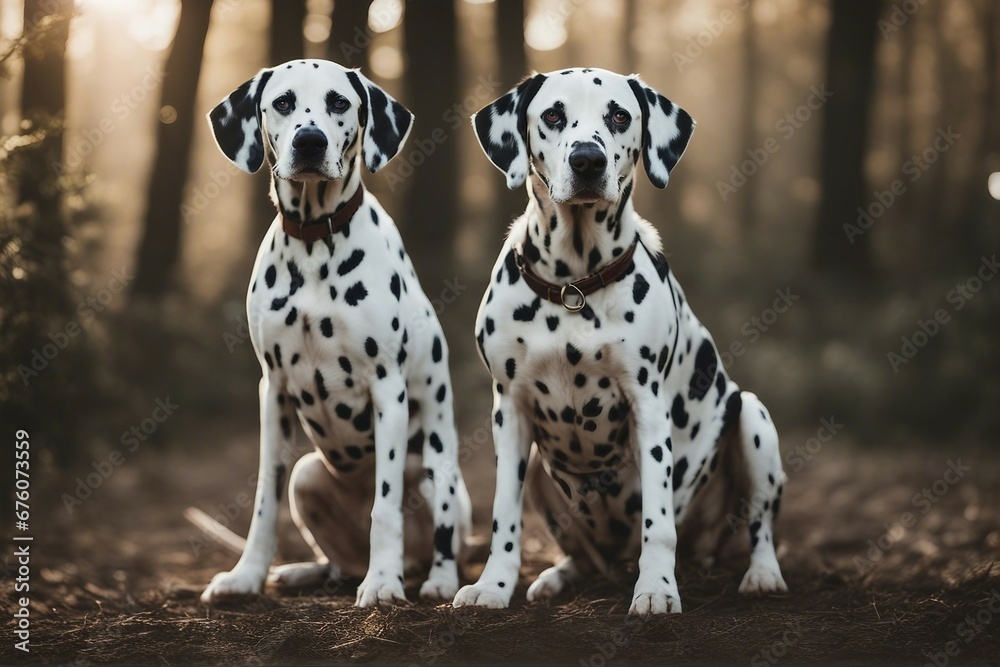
top-left (894, 8), bottom-right (915, 231)
top-left (403, 1), bottom-right (459, 294)
top-left (1, 0), bottom-right (82, 512)
top-left (925, 1), bottom-right (959, 262)
top-left (132, 0), bottom-right (215, 297)
top-left (956, 0), bottom-right (1000, 255)
top-left (622, 0), bottom-right (638, 72)
top-left (19, 0), bottom-right (71, 219)
top-left (245, 0), bottom-right (308, 240)
top-left (813, 0), bottom-right (882, 279)
top-left (492, 0), bottom-right (527, 238)
top-left (738, 0), bottom-right (758, 234)
top-left (270, 0), bottom-right (306, 65)
top-left (329, 0), bottom-right (370, 68)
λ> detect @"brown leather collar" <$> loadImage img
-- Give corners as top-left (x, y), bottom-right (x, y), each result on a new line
top-left (281, 185), bottom-right (365, 243)
top-left (513, 237), bottom-right (639, 312)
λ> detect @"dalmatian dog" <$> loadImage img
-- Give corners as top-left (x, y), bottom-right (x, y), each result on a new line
top-left (454, 68), bottom-right (787, 615)
top-left (199, 59), bottom-right (470, 607)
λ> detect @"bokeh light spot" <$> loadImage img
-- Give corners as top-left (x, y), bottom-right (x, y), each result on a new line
top-left (369, 45), bottom-right (404, 80)
top-left (159, 105), bottom-right (177, 124)
top-left (988, 172), bottom-right (1000, 201)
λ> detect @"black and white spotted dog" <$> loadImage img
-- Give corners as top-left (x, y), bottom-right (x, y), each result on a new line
top-left (453, 68), bottom-right (787, 615)
top-left (200, 60), bottom-right (470, 607)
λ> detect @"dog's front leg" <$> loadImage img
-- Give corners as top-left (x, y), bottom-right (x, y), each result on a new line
top-left (355, 372), bottom-right (409, 607)
top-left (453, 389), bottom-right (530, 608)
top-left (629, 392), bottom-right (682, 615)
top-left (202, 376), bottom-right (293, 602)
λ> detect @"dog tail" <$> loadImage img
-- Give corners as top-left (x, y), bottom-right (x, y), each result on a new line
top-left (183, 506), bottom-right (247, 555)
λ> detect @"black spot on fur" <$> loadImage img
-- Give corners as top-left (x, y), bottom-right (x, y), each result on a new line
top-left (671, 394), bottom-right (689, 429)
top-left (337, 248), bottom-right (365, 276)
top-left (673, 457), bottom-right (688, 491)
top-left (275, 464), bottom-right (286, 501)
top-left (352, 403), bottom-right (373, 431)
top-left (689, 340), bottom-right (718, 401)
top-left (434, 525), bottom-right (455, 560)
top-left (513, 297), bottom-right (542, 322)
top-left (344, 282), bottom-right (368, 305)
top-left (582, 397), bottom-right (603, 418)
top-left (566, 344), bottom-right (582, 365)
top-left (287, 261), bottom-right (304, 295)
top-left (306, 418), bottom-right (326, 437)
top-left (632, 274), bottom-right (649, 304)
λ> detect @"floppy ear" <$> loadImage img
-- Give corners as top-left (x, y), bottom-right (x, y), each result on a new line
top-left (346, 71), bottom-right (414, 173)
top-left (471, 73), bottom-right (547, 190)
top-left (207, 68), bottom-right (274, 174)
top-left (627, 77), bottom-right (695, 189)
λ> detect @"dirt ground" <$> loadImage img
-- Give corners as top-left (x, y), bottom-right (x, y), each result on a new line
top-left (4, 417), bottom-right (1000, 666)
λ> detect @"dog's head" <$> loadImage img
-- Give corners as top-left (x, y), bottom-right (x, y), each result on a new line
top-left (472, 68), bottom-right (695, 204)
top-left (208, 59), bottom-right (413, 181)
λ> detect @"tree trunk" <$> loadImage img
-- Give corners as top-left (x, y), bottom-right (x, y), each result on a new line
top-left (19, 0), bottom-right (72, 217)
top-left (329, 0), bottom-right (370, 68)
top-left (402, 1), bottom-right (459, 296)
top-left (270, 0), bottom-right (305, 66)
top-left (738, 0), bottom-right (758, 234)
top-left (245, 0), bottom-right (307, 241)
top-left (812, 0), bottom-right (883, 278)
top-left (5, 0), bottom-right (76, 509)
top-left (622, 0), bottom-right (638, 72)
top-left (492, 0), bottom-right (527, 237)
top-left (954, 0), bottom-right (1000, 256)
top-left (131, 0), bottom-right (215, 298)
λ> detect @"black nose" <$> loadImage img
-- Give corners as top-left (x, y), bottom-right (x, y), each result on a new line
top-left (568, 143), bottom-right (607, 179)
top-left (292, 128), bottom-right (328, 156)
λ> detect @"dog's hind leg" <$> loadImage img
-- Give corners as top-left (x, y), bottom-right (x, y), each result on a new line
top-left (270, 451), bottom-right (349, 588)
top-left (523, 451), bottom-right (598, 602)
top-left (734, 391), bottom-right (787, 594)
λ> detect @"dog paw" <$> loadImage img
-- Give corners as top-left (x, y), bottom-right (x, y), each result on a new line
top-left (201, 568), bottom-right (265, 603)
top-left (355, 572), bottom-right (406, 608)
top-left (739, 564), bottom-right (788, 595)
top-left (526, 569), bottom-right (565, 602)
top-left (420, 567), bottom-right (459, 601)
top-left (452, 583), bottom-right (510, 609)
top-left (268, 562), bottom-right (336, 588)
top-left (628, 576), bottom-right (682, 615)
top-left (629, 591), bottom-right (682, 616)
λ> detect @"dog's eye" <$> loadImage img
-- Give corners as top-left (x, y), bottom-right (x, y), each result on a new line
top-left (331, 97), bottom-right (349, 112)
top-left (542, 108), bottom-right (562, 125)
top-left (613, 110), bottom-right (631, 125)
top-left (273, 98), bottom-right (291, 113)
